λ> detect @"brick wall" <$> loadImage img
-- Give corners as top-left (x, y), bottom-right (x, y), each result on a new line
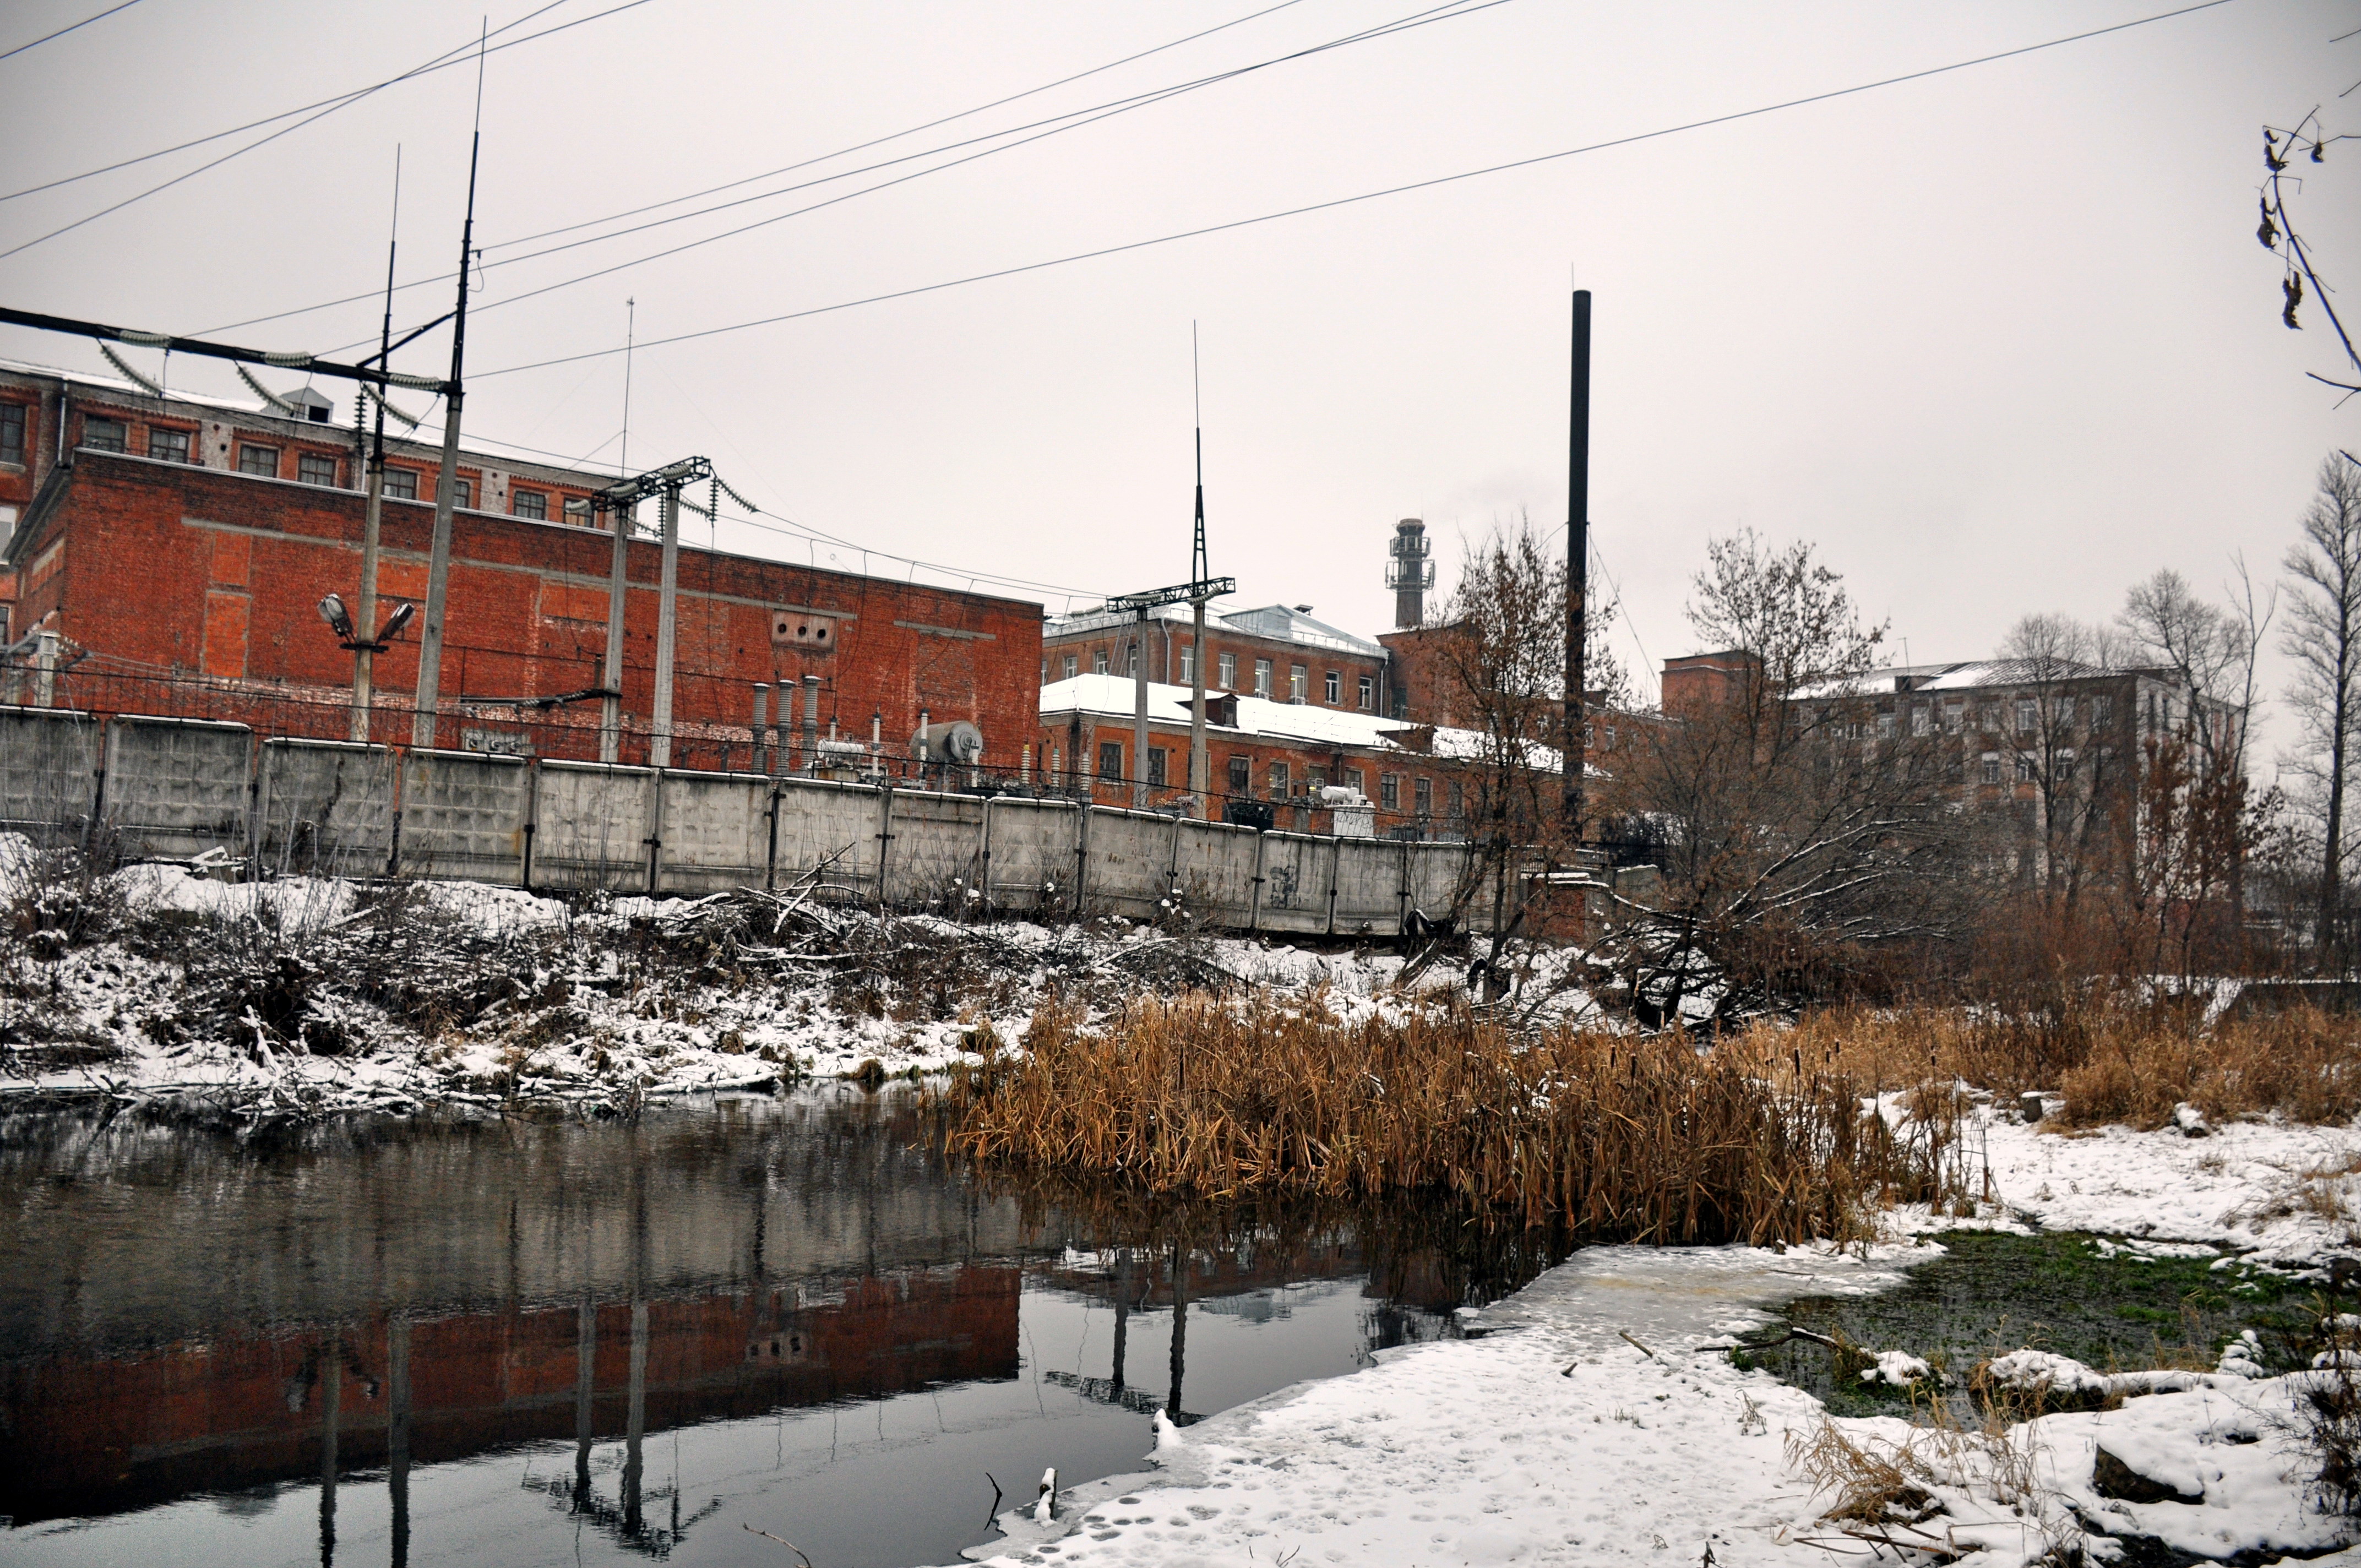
top-left (16, 453), bottom-right (1042, 765)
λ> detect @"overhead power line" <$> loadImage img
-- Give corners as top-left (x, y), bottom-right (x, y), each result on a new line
top-left (476, 0), bottom-right (2236, 382)
top-left (0, 0), bottom-right (144, 64)
top-left (199, 0), bottom-right (1482, 341)
top-left (0, 0), bottom-right (650, 258)
top-left (398, 0), bottom-right (1506, 340)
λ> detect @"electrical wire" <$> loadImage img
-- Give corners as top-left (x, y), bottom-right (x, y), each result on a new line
top-left (0, 0), bottom-right (144, 64)
top-left (0, 0), bottom-right (651, 259)
top-left (203, 0), bottom-right (1489, 342)
top-left (383, 409), bottom-right (1117, 600)
top-left (423, 0), bottom-right (1505, 339)
top-left (0, 0), bottom-right (577, 203)
top-left (475, 0), bottom-right (2236, 382)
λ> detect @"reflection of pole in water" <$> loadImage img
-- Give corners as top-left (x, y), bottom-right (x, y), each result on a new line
top-left (1167, 1239), bottom-right (1188, 1420)
top-left (1111, 1248), bottom-right (1130, 1391)
top-left (623, 1299), bottom-right (648, 1537)
top-left (574, 1299), bottom-right (596, 1508)
top-left (318, 1329), bottom-right (340, 1567)
top-left (389, 1317), bottom-right (411, 1568)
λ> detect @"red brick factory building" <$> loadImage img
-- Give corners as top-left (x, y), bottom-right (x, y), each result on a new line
top-left (0, 360), bottom-right (1042, 770)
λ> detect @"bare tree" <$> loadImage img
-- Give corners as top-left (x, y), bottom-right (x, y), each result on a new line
top-left (1612, 533), bottom-right (1973, 1022)
top-left (2282, 454), bottom-right (2361, 957)
top-left (1994, 613), bottom-right (2125, 906)
top-left (1429, 515), bottom-right (1629, 965)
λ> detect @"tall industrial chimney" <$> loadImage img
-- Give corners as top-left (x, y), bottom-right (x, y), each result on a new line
top-left (1385, 518), bottom-right (1434, 629)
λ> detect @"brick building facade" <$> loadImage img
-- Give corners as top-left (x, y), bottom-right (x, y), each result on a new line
top-left (1042, 601), bottom-right (1394, 719)
top-left (1, 363), bottom-right (1042, 768)
top-left (1036, 673), bottom-right (1496, 838)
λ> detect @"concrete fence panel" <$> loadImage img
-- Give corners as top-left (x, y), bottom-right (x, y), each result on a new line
top-left (533, 761), bottom-right (657, 892)
top-left (883, 789), bottom-right (986, 907)
top-left (1334, 836), bottom-right (1404, 935)
top-left (656, 770), bottom-right (770, 895)
top-left (981, 797), bottom-right (1077, 912)
top-left (1086, 807), bottom-right (1174, 920)
top-left (398, 750), bottom-right (528, 885)
top-left (257, 739), bottom-right (395, 879)
top-left (769, 778), bottom-right (882, 903)
top-left (1175, 820), bottom-right (1259, 922)
top-left (1257, 832), bottom-right (1334, 935)
top-left (103, 716), bottom-right (253, 862)
top-left (1408, 842), bottom-right (1476, 928)
top-left (0, 706), bottom-right (101, 848)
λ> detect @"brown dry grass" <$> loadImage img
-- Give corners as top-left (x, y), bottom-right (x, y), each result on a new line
top-left (935, 994), bottom-right (1962, 1246)
top-left (1733, 1003), bottom-right (2361, 1131)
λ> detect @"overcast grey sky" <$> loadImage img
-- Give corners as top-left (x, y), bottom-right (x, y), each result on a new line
top-left (3, 1), bottom-right (2354, 741)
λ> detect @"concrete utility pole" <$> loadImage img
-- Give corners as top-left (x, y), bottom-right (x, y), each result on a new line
top-left (650, 483), bottom-right (681, 768)
top-left (1132, 606), bottom-right (1151, 808)
top-left (1190, 594), bottom-right (1209, 813)
top-left (410, 119), bottom-right (484, 751)
top-left (598, 498), bottom-right (631, 763)
top-left (1188, 360), bottom-right (1214, 818)
top-left (1563, 289), bottom-right (1592, 838)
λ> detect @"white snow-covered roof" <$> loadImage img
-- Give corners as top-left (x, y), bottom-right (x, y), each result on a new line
top-left (1038, 675), bottom-right (1584, 770)
top-left (1793, 658), bottom-right (2127, 701)
top-left (1041, 675), bottom-right (1408, 746)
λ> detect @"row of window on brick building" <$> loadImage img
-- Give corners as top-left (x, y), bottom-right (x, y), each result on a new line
top-left (1048, 641), bottom-right (1379, 711)
top-left (1818, 692), bottom-right (2120, 742)
top-left (1063, 736), bottom-right (1461, 818)
top-left (13, 405), bottom-right (589, 520)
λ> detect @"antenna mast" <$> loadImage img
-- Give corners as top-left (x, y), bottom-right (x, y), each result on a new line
top-left (1188, 323), bottom-right (1212, 816)
top-left (411, 23), bottom-right (489, 749)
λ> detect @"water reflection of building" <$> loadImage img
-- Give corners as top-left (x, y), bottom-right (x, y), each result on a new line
top-left (0, 1265), bottom-right (1018, 1532)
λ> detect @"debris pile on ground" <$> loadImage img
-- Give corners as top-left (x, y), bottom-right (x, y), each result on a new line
top-left (0, 836), bottom-right (1467, 1120)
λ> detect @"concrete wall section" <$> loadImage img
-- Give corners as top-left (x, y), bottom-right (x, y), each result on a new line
top-left (101, 716), bottom-right (251, 861)
top-left (1085, 808), bottom-right (1177, 921)
top-left (656, 770), bottom-right (770, 895)
top-left (978, 797), bottom-right (1074, 913)
top-left (255, 739), bottom-right (394, 878)
top-left (533, 761), bottom-right (657, 892)
top-left (397, 750), bottom-right (527, 885)
top-left (0, 706), bottom-right (99, 847)
top-left (882, 788), bottom-right (985, 907)
top-left (1331, 837), bottom-right (1400, 934)
top-left (767, 778), bottom-right (882, 903)
top-left (1257, 832), bottom-right (1334, 934)
top-left (1174, 820), bottom-right (1259, 924)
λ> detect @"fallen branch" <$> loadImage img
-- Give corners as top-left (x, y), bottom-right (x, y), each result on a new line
top-left (741, 1523), bottom-right (813, 1566)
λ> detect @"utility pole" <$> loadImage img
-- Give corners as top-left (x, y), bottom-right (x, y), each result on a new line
top-left (650, 482), bottom-right (681, 767)
top-left (410, 58), bottom-right (486, 752)
top-left (351, 155), bottom-right (401, 744)
top-left (598, 496), bottom-right (631, 762)
top-left (1131, 606), bottom-right (1151, 808)
top-left (1188, 329), bottom-right (1212, 820)
top-left (1563, 289), bottom-right (1591, 838)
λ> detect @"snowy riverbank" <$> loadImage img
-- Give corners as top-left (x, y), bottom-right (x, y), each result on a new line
top-left (960, 1107), bottom-right (2361, 1567)
top-left (0, 843), bottom-right (1457, 1116)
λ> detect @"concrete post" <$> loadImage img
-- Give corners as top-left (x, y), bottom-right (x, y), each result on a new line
top-left (599, 502), bottom-right (632, 764)
top-left (352, 458), bottom-right (383, 743)
top-left (1132, 606), bottom-right (1150, 809)
top-left (649, 486), bottom-right (681, 768)
top-left (751, 683), bottom-right (769, 775)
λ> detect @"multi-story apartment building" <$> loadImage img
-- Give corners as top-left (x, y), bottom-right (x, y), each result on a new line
top-left (1664, 649), bottom-right (2241, 887)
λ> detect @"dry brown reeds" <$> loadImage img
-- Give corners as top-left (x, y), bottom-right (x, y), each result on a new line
top-left (935, 995), bottom-right (1962, 1246)
top-left (2052, 1006), bottom-right (2361, 1129)
top-left (1728, 1003), bottom-right (2361, 1131)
